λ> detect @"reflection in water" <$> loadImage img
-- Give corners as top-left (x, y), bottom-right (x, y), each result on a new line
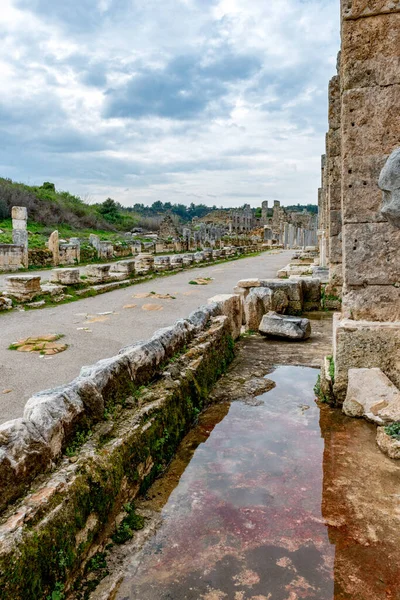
top-left (116, 366), bottom-right (400, 600)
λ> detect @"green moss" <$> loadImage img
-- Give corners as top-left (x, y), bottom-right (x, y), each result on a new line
top-left (112, 503), bottom-right (145, 544)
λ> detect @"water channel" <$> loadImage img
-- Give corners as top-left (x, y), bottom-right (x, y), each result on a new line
top-left (114, 365), bottom-right (400, 600)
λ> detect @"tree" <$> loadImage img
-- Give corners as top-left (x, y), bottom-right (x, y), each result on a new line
top-left (98, 198), bottom-right (120, 223)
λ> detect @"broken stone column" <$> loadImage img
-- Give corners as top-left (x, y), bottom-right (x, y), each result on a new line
top-left (48, 230), bottom-right (60, 266)
top-left (11, 206), bottom-right (28, 268)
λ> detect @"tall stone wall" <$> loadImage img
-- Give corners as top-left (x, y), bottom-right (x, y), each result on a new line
top-left (321, 0), bottom-right (400, 403)
top-left (340, 0), bottom-right (400, 322)
top-left (326, 56), bottom-right (343, 297)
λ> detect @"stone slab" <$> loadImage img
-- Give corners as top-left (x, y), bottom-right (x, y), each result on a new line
top-left (343, 367), bottom-right (400, 424)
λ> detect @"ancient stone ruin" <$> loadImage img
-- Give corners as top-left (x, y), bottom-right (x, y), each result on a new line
top-left (318, 0), bottom-right (400, 432)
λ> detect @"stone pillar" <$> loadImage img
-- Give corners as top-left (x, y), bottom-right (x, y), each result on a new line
top-left (48, 230), bottom-right (60, 266)
top-left (326, 56), bottom-right (343, 299)
top-left (328, 0), bottom-right (400, 404)
top-left (340, 0), bottom-right (400, 322)
top-left (11, 206), bottom-right (28, 268)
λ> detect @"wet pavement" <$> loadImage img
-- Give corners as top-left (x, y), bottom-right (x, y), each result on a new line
top-left (111, 363), bottom-right (400, 600)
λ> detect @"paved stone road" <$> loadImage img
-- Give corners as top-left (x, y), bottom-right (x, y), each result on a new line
top-left (0, 250), bottom-right (291, 424)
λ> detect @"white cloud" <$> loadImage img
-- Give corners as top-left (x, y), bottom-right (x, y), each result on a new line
top-left (0, 0), bottom-right (340, 207)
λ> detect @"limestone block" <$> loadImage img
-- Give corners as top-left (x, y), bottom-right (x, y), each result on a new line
top-left (12, 219), bottom-right (27, 231)
top-left (329, 210), bottom-right (342, 237)
top-left (259, 279), bottom-right (304, 313)
top-left (0, 418), bottom-right (51, 513)
top-left (341, 13), bottom-right (400, 89)
top-left (119, 339), bottom-right (166, 386)
top-left (341, 156), bottom-right (386, 224)
top-left (329, 235), bottom-right (342, 265)
top-left (259, 312), bottom-right (311, 340)
top-left (187, 302), bottom-right (220, 331)
top-left (134, 253), bottom-right (154, 274)
top-left (376, 427), bottom-right (400, 460)
top-left (48, 230), bottom-right (60, 266)
top-left (50, 268), bottom-right (80, 285)
top-left (342, 284), bottom-right (400, 322)
top-left (244, 288), bottom-right (273, 331)
top-left (208, 294), bottom-right (242, 339)
top-left (12, 229), bottom-right (28, 248)
top-left (343, 368), bottom-right (400, 425)
top-left (203, 249), bottom-right (213, 261)
top-left (212, 250), bottom-right (221, 260)
top-left (154, 256), bottom-right (171, 272)
top-left (80, 353), bottom-right (133, 407)
top-left (182, 254), bottom-right (194, 265)
top-left (342, 0), bottom-right (400, 20)
top-left (110, 260), bottom-right (136, 275)
top-left (0, 244), bottom-right (26, 272)
top-left (194, 251), bottom-right (205, 263)
top-left (236, 278), bottom-right (261, 288)
top-left (41, 283), bottom-right (65, 297)
top-left (11, 206), bottom-right (27, 220)
top-left (343, 222), bottom-right (399, 286)
top-left (24, 386), bottom-right (85, 458)
top-left (170, 255), bottom-right (183, 267)
top-left (85, 264), bottom-right (111, 282)
top-left (6, 275), bottom-right (41, 301)
top-left (333, 316), bottom-right (400, 403)
top-left (152, 320), bottom-right (193, 359)
top-left (298, 278), bottom-right (321, 311)
top-left (312, 267), bottom-right (329, 284)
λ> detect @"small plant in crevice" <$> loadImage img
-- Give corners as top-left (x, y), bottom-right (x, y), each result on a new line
top-left (65, 428), bottom-right (91, 457)
top-left (328, 355), bottom-right (335, 382)
top-left (112, 502), bottom-right (145, 545)
top-left (46, 582), bottom-right (65, 600)
top-left (384, 422), bottom-right (400, 440)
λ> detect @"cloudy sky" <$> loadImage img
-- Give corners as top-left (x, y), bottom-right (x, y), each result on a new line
top-left (0, 0), bottom-right (340, 208)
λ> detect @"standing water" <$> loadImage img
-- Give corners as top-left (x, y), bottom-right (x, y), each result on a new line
top-left (115, 366), bottom-right (400, 600)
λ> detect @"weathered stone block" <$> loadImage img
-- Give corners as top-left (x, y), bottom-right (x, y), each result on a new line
top-left (11, 206), bottom-right (27, 221)
top-left (50, 268), bottom-right (80, 285)
top-left (259, 312), bottom-right (311, 340)
top-left (110, 259), bottom-right (136, 275)
top-left (343, 368), bottom-right (400, 425)
top-left (343, 222), bottom-right (399, 286)
top-left (6, 275), bottom-right (41, 301)
top-left (154, 256), bottom-right (171, 272)
top-left (208, 294), bottom-right (242, 339)
top-left (119, 339), bottom-right (166, 385)
top-left (342, 284), bottom-right (400, 322)
top-left (134, 253), bottom-right (154, 274)
top-left (333, 315), bottom-right (400, 403)
top-left (341, 13), bottom-right (400, 90)
top-left (259, 279), bottom-right (304, 313)
top-left (85, 264), bottom-right (111, 282)
top-left (376, 427), bottom-right (400, 460)
top-left (24, 386), bottom-right (85, 458)
top-left (0, 418), bottom-right (51, 513)
top-left (182, 254), bottom-right (194, 265)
